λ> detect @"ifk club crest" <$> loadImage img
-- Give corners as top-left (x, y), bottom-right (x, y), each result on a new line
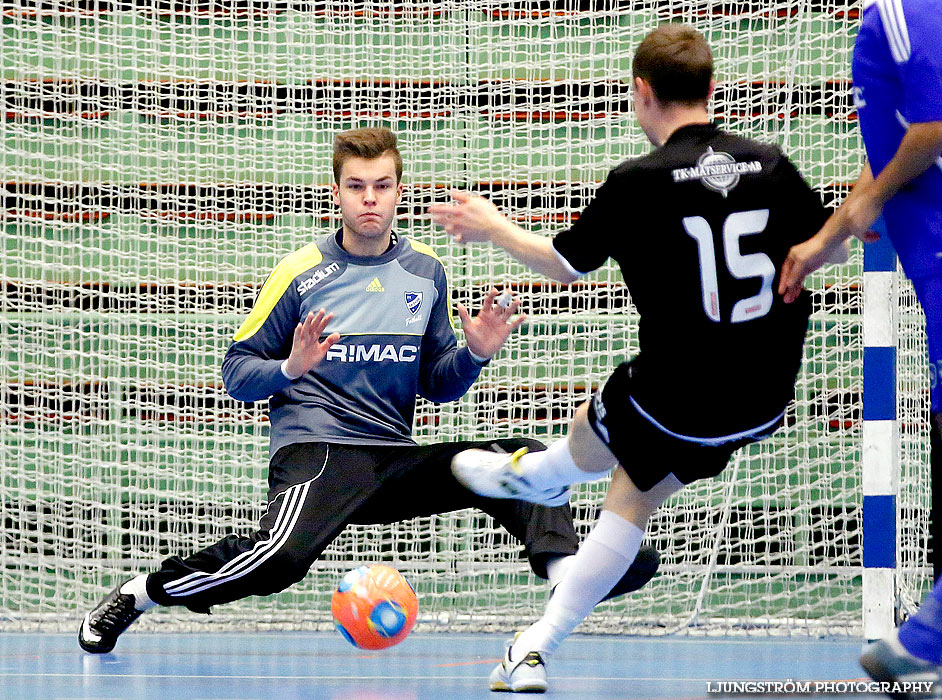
top-left (405, 291), bottom-right (423, 315)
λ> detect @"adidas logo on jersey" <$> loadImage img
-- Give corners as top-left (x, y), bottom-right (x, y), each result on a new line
top-left (365, 278), bottom-right (385, 292)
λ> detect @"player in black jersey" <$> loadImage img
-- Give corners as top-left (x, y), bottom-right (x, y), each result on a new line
top-left (431, 24), bottom-right (849, 693)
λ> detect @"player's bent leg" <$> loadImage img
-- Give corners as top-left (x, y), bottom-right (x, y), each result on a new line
top-left (79, 444), bottom-right (380, 653)
top-left (603, 467), bottom-right (684, 529)
top-left (357, 438), bottom-right (660, 609)
top-left (484, 492), bottom-right (661, 603)
top-left (567, 400), bottom-right (620, 474)
top-left (456, 439), bottom-right (661, 598)
top-left (470, 439), bottom-right (579, 579)
top-left (451, 444), bottom-right (571, 506)
top-left (149, 447), bottom-right (374, 613)
top-left (366, 437), bottom-right (577, 555)
top-left (585, 470), bottom-right (679, 602)
top-left (447, 435), bottom-right (662, 602)
top-left (503, 471), bottom-right (680, 691)
top-left (451, 402), bottom-right (609, 505)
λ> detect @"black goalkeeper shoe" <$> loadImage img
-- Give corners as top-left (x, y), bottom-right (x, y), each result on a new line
top-left (78, 582), bottom-right (143, 654)
top-left (551, 544), bottom-right (660, 603)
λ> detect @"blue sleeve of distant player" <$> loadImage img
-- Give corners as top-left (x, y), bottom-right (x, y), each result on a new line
top-left (901, 2), bottom-right (942, 122)
top-left (417, 269), bottom-right (482, 403)
top-left (221, 278), bottom-right (299, 403)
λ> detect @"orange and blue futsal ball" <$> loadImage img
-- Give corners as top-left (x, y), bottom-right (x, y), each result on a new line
top-left (331, 564), bottom-right (418, 650)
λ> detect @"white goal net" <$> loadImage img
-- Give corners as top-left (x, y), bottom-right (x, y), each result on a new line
top-left (0, 0), bottom-right (932, 635)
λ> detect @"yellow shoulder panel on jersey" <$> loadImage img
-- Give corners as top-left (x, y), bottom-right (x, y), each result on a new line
top-left (233, 241), bottom-right (323, 342)
top-left (407, 237), bottom-right (443, 263)
top-left (407, 238), bottom-right (455, 330)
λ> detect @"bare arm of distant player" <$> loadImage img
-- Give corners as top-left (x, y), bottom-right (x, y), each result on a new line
top-left (780, 121), bottom-right (942, 304)
top-left (459, 287), bottom-right (526, 360)
top-left (282, 308), bottom-right (341, 378)
top-left (429, 191), bottom-right (580, 284)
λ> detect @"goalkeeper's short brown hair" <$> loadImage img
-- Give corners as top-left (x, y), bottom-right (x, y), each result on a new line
top-left (632, 24), bottom-right (714, 106)
top-left (332, 127), bottom-right (403, 184)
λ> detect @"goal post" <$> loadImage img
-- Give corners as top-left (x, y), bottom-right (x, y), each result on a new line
top-left (0, 0), bottom-right (932, 635)
top-left (861, 226), bottom-right (899, 640)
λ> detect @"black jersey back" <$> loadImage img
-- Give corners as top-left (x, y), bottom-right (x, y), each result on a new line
top-left (553, 123), bottom-right (829, 438)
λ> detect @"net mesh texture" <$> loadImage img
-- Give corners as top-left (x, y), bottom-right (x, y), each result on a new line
top-left (0, 0), bottom-right (931, 636)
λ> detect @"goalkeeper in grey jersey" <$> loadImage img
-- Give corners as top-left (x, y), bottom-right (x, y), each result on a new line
top-left (78, 127), bottom-right (658, 654)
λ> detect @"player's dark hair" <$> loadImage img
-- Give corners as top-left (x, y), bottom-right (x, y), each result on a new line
top-left (632, 24), bottom-right (714, 105)
top-left (333, 127), bottom-right (403, 183)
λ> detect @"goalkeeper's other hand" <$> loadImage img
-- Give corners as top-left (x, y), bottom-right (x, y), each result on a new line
top-left (283, 308), bottom-right (341, 378)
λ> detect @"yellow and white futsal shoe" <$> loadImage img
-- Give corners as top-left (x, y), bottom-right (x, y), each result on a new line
top-left (451, 447), bottom-right (570, 507)
top-left (490, 636), bottom-right (548, 693)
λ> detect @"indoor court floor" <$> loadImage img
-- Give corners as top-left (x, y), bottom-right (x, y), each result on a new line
top-left (0, 631), bottom-right (886, 700)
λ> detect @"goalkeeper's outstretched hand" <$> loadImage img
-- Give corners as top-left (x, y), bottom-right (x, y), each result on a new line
top-left (283, 308), bottom-right (341, 378)
top-left (459, 288), bottom-right (526, 360)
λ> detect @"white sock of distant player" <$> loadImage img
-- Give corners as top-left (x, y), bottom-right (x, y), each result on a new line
top-left (512, 510), bottom-right (643, 658)
top-left (517, 437), bottom-right (600, 489)
top-left (120, 574), bottom-right (158, 612)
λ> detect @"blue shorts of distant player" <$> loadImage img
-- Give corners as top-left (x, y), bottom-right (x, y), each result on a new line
top-left (910, 274), bottom-right (942, 413)
top-left (874, 212), bottom-right (942, 413)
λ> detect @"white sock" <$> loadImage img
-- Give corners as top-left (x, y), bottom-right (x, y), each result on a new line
top-left (518, 438), bottom-right (600, 490)
top-left (120, 574), bottom-right (158, 612)
top-left (512, 510), bottom-right (644, 658)
top-left (545, 554), bottom-right (575, 590)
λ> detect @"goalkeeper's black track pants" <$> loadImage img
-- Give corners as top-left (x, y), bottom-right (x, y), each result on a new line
top-left (146, 438), bottom-right (579, 613)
